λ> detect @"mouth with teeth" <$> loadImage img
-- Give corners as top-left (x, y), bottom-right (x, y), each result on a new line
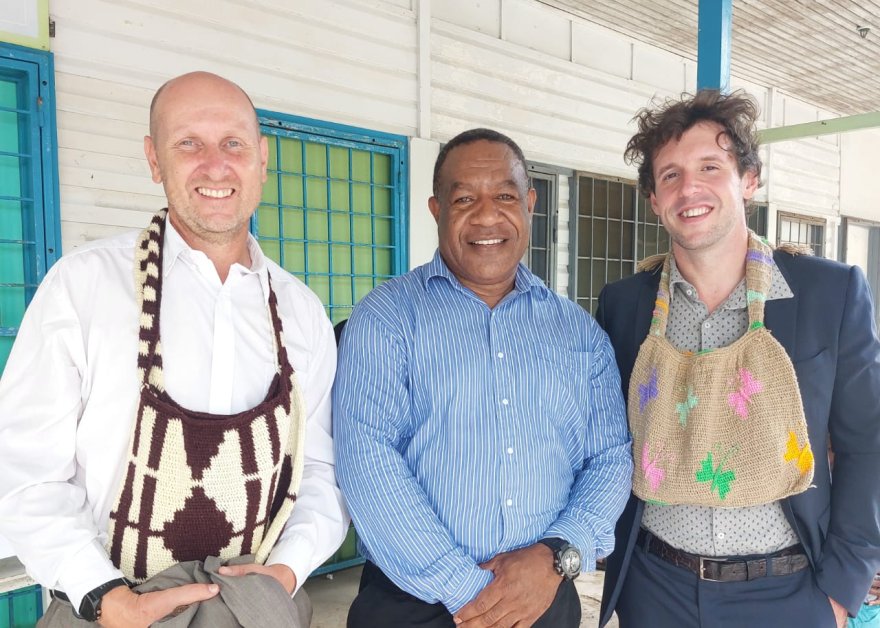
top-left (679, 205), bottom-right (712, 219)
top-left (196, 187), bottom-right (235, 199)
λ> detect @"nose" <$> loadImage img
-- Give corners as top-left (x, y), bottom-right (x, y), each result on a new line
top-left (678, 170), bottom-right (701, 197)
top-left (198, 144), bottom-right (233, 180)
top-left (470, 196), bottom-right (505, 226)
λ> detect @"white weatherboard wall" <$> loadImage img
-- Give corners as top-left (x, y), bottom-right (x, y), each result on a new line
top-left (49, 0), bottom-right (419, 252)
top-left (841, 129), bottom-right (880, 224)
top-left (428, 0), bottom-right (848, 276)
top-left (47, 0), bottom-right (856, 263)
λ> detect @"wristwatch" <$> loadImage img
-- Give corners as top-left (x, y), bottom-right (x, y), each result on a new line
top-left (74, 578), bottom-right (133, 622)
top-left (538, 537), bottom-right (582, 581)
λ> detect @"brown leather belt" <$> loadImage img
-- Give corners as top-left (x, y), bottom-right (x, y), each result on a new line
top-left (637, 529), bottom-right (809, 582)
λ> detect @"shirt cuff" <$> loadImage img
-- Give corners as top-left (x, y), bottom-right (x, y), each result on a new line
top-left (544, 516), bottom-right (597, 571)
top-left (443, 564), bottom-right (494, 616)
top-left (266, 534), bottom-right (316, 595)
top-left (55, 540), bottom-right (125, 612)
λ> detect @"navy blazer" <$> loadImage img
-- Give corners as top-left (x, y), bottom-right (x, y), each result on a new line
top-left (597, 250), bottom-right (880, 624)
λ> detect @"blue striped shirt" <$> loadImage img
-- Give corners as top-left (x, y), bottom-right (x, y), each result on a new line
top-left (333, 251), bottom-right (632, 613)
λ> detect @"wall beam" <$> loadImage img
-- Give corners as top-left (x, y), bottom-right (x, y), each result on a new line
top-left (759, 112), bottom-right (880, 144)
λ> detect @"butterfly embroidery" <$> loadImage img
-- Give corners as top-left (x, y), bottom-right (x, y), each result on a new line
top-left (641, 442), bottom-right (673, 493)
top-left (695, 446), bottom-right (737, 500)
top-left (783, 431), bottom-right (814, 475)
top-left (727, 368), bottom-right (763, 420)
top-left (676, 386), bottom-right (698, 428)
top-left (639, 367), bottom-right (659, 413)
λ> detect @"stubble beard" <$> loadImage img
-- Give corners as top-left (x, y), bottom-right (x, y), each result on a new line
top-left (166, 191), bottom-right (252, 248)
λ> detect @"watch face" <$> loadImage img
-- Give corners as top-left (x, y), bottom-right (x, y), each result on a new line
top-left (560, 547), bottom-right (581, 576)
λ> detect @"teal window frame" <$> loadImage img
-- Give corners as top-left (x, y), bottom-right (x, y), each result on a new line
top-left (0, 42), bottom-right (61, 373)
top-left (251, 111), bottom-right (408, 323)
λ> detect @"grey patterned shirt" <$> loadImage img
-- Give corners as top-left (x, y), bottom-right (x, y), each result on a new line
top-left (640, 255), bottom-right (801, 556)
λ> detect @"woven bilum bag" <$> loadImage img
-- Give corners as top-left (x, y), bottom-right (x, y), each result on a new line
top-left (628, 233), bottom-right (814, 508)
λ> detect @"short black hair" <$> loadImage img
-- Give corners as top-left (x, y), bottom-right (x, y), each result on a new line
top-left (432, 128), bottom-right (529, 198)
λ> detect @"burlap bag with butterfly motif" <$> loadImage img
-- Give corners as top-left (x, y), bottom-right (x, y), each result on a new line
top-left (628, 232), bottom-right (814, 508)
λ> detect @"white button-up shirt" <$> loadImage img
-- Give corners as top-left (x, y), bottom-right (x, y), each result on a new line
top-left (0, 219), bottom-right (349, 609)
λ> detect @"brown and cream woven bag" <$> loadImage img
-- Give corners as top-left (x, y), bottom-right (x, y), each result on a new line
top-left (106, 210), bottom-right (307, 582)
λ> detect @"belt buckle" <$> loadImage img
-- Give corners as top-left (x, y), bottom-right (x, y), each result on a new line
top-left (698, 556), bottom-right (728, 581)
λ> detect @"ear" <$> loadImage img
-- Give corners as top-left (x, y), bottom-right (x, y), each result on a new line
top-left (526, 187), bottom-right (537, 216)
top-left (428, 195), bottom-right (441, 225)
top-left (649, 191), bottom-right (661, 217)
top-left (741, 169), bottom-right (759, 200)
top-left (144, 136), bottom-right (163, 184)
top-left (259, 135), bottom-right (269, 183)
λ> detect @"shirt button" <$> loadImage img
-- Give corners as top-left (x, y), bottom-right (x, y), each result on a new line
top-left (497, 352), bottom-right (504, 359)
top-left (502, 398), bottom-right (509, 405)
top-left (506, 499), bottom-right (513, 506)
top-left (686, 289), bottom-right (693, 296)
top-left (717, 532), bottom-right (725, 539)
top-left (507, 447), bottom-right (514, 454)
top-left (704, 322), bottom-right (712, 328)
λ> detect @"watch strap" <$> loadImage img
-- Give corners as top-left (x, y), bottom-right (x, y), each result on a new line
top-left (538, 537), bottom-right (568, 553)
top-left (76, 578), bottom-right (132, 622)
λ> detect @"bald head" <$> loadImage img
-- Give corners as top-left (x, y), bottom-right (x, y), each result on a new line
top-left (148, 72), bottom-right (261, 141)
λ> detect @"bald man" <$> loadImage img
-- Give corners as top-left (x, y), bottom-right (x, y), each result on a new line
top-left (0, 72), bottom-right (348, 627)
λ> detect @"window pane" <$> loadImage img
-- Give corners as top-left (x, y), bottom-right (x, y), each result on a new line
top-left (594, 178), bottom-right (608, 217)
top-left (532, 214), bottom-right (547, 250)
top-left (608, 181), bottom-right (623, 219)
top-left (526, 174), bottom-right (555, 287)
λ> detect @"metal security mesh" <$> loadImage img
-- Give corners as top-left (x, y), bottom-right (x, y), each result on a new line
top-left (777, 211), bottom-right (825, 257)
top-left (0, 64), bottom-right (40, 372)
top-left (748, 204), bottom-right (768, 237)
top-left (253, 126), bottom-right (405, 324)
top-left (572, 175), bottom-right (669, 315)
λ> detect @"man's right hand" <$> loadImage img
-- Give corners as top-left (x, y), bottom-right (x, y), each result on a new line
top-left (98, 583), bottom-right (219, 628)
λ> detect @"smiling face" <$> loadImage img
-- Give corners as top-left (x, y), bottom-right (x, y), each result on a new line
top-left (650, 121), bottom-right (758, 254)
top-left (428, 140), bottom-right (536, 305)
top-left (144, 72), bottom-right (268, 248)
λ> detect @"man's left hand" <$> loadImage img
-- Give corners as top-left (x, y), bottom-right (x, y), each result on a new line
top-left (453, 543), bottom-right (562, 627)
top-left (217, 563), bottom-right (297, 595)
top-left (828, 597), bottom-right (847, 628)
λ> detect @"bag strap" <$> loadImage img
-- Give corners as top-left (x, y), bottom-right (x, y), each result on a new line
top-left (649, 231), bottom-right (775, 339)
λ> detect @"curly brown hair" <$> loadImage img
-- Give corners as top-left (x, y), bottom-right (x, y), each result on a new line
top-left (624, 89), bottom-right (762, 198)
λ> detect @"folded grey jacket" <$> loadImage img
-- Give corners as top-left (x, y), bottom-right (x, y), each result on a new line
top-left (38, 555), bottom-right (312, 628)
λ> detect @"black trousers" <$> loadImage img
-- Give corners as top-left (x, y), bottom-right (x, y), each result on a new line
top-left (347, 561), bottom-right (581, 628)
top-left (616, 540), bottom-right (838, 628)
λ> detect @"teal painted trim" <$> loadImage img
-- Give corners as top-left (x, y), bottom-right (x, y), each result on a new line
top-left (759, 112), bottom-right (880, 144)
top-left (697, 0), bottom-right (732, 92)
top-left (310, 556), bottom-right (365, 576)
top-left (43, 49), bottom-right (61, 267)
top-left (256, 109), bottom-right (406, 150)
top-left (0, 42), bottom-right (60, 271)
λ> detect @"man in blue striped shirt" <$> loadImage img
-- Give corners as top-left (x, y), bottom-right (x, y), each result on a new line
top-left (334, 128), bottom-right (632, 628)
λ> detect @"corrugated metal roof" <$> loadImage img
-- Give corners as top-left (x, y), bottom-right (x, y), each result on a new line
top-left (541, 0), bottom-right (880, 115)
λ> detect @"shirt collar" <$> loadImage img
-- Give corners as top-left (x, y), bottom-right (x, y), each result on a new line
top-left (422, 249), bottom-right (547, 300)
top-left (162, 216), bottom-right (271, 303)
top-left (668, 252), bottom-right (793, 310)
